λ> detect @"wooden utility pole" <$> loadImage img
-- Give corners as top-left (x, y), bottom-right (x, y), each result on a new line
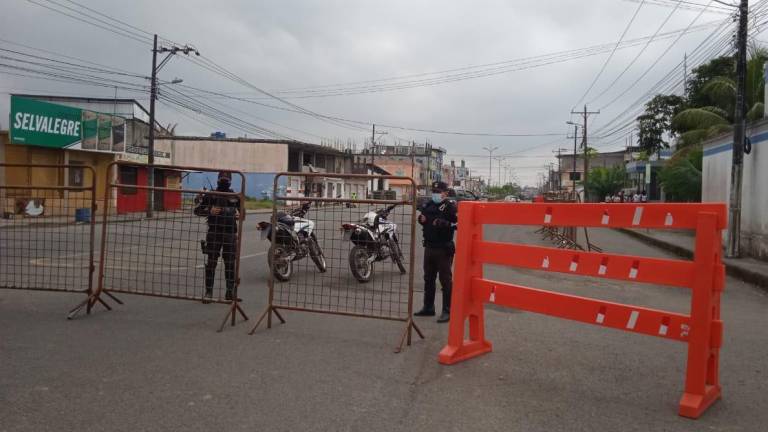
top-left (571, 105), bottom-right (599, 201)
top-left (146, 34), bottom-right (159, 218)
top-left (727, 0), bottom-right (749, 258)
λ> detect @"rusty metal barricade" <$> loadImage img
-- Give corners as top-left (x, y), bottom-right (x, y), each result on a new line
top-left (0, 163), bottom-right (103, 317)
top-left (87, 161), bottom-right (248, 331)
top-left (250, 172), bottom-right (422, 352)
top-left (536, 195), bottom-right (601, 252)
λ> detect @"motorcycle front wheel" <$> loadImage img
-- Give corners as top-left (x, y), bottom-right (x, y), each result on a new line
top-left (349, 245), bottom-right (373, 283)
top-left (308, 234), bottom-right (327, 273)
top-left (388, 238), bottom-right (407, 274)
top-left (268, 245), bottom-right (293, 281)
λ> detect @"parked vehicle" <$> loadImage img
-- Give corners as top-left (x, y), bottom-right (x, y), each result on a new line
top-left (257, 202), bottom-right (327, 281)
top-left (341, 204), bottom-right (406, 283)
top-left (504, 195), bottom-right (520, 202)
top-left (449, 188), bottom-right (480, 202)
top-left (416, 188), bottom-right (480, 208)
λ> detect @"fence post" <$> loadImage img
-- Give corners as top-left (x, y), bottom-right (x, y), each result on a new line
top-left (439, 201), bottom-right (492, 364)
top-left (679, 211), bottom-right (723, 418)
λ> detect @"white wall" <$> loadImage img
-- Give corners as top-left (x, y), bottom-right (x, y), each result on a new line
top-left (164, 138), bottom-right (288, 172)
top-left (702, 121), bottom-right (768, 259)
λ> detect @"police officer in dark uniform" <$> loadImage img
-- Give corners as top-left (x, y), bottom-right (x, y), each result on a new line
top-left (194, 171), bottom-right (240, 302)
top-left (415, 181), bottom-right (457, 323)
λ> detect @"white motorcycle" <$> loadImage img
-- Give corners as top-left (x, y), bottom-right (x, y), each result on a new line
top-left (341, 204), bottom-right (406, 283)
top-left (257, 202), bottom-right (327, 281)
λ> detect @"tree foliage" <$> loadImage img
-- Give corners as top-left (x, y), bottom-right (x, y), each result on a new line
top-left (585, 166), bottom-right (625, 200)
top-left (636, 94), bottom-right (686, 155)
top-left (632, 49), bottom-right (766, 203)
top-left (488, 183), bottom-right (521, 198)
top-left (658, 147), bottom-right (703, 202)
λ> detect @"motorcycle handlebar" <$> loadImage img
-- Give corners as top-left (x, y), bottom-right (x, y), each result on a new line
top-left (290, 202), bottom-right (312, 216)
top-left (377, 204), bottom-right (397, 216)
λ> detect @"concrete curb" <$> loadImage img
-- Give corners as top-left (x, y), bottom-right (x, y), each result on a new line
top-left (617, 228), bottom-right (768, 290)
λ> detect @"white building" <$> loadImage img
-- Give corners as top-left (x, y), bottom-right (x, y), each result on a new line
top-left (701, 119), bottom-right (768, 260)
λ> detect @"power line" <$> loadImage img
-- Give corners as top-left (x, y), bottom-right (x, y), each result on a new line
top-left (0, 37), bottom-right (145, 77)
top-left (25, 0), bottom-right (151, 45)
top-left (572, 0), bottom-right (646, 109)
top-left (598, 0), bottom-right (717, 111)
top-left (588, 0), bottom-right (682, 105)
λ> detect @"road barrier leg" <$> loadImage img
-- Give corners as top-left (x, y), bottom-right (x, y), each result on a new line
top-left (679, 212), bottom-right (722, 418)
top-left (439, 203), bottom-right (492, 364)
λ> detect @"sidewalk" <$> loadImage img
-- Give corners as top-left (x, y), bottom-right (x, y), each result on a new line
top-left (618, 228), bottom-right (768, 290)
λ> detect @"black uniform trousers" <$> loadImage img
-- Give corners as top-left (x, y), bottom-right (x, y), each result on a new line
top-left (205, 230), bottom-right (237, 292)
top-left (423, 244), bottom-right (454, 312)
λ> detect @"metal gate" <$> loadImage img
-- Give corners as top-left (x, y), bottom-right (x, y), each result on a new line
top-left (250, 172), bottom-right (422, 351)
top-left (0, 163), bottom-right (99, 317)
top-left (89, 161), bottom-right (248, 331)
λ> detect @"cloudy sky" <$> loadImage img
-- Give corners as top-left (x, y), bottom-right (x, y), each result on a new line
top-left (0, 0), bottom-right (745, 185)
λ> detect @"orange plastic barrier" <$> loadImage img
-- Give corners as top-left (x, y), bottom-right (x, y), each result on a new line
top-left (439, 202), bottom-right (727, 419)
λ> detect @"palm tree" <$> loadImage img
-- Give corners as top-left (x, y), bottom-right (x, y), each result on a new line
top-left (671, 47), bottom-right (768, 148)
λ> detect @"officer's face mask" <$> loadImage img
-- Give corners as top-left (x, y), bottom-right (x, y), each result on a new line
top-left (431, 193), bottom-right (443, 203)
top-left (218, 178), bottom-right (231, 189)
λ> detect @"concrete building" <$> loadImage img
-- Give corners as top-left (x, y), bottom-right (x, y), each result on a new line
top-left (453, 159), bottom-right (470, 187)
top-left (1, 94), bottom-right (174, 215)
top-left (160, 136), bottom-right (358, 200)
top-left (555, 149), bottom-right (626, 192)
top-left (702, 119), bottom-right (768, 260)
top-left (624, 148), bottom-right (673, 200)
top-left (374, 160), bottom-right (419, 199)
top-left (357, 142), bottom-right (446, 192)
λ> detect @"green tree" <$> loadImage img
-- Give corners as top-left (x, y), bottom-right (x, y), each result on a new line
top-left (488, 183), bottom-right (521, 198)
top-left (685, 55), bottom-right (735, 109)
top-left (585, 166), bottom-right (625, 201)
top-left (671, 47), bottom-right (767, 148)
top-left (636, 94), bottom-right (686, 155)
top-left (658, 146), bottom-right (703, 202)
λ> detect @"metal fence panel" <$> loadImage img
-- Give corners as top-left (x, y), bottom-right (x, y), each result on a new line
top-left (0, 163), bottom-right (97, 317)
top-left (251, 172), bottom-right (422, 351)
top-left (90, 161), bottom-right (248, 331)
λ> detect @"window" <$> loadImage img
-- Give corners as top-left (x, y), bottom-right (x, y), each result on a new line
top-left (119, 165), bottom-right (138, 194)
top-left (569, 172), bottom-right (582, 181)
top-left (68, 161), bottom-right (84, 187)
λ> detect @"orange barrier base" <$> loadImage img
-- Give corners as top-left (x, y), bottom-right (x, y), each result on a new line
top-left (438, 340), bottom-right (492, 365)
top-left (679, 385), bottom-right (721, 419)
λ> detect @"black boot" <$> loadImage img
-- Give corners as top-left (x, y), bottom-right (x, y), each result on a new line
top-left (437, 289), bottom-right (451, 322)
top-left (414, 307), bottom-right (435, 317)
top-left (203, 288), bottom-right (213, 304)
top-left (225, 288), bottom-right (234, 301)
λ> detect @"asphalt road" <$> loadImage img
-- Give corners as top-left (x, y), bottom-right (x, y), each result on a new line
top-left (1, 207), bottom-right (767, 431)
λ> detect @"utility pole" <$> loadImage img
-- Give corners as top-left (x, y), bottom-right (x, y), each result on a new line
top-left (570, 105), bottom-right (599, 201)
top-left (482, 146), bottom-right (499, 189)
top-left (727, 0), bottom-right (749, 258)
top-left (572, 124), bottom-right (578, 193)
top-left (146, 35), bottom-right (159, 218)
top-left (410, 140), bottom-right (415, 180)
top-left (146, 34), bottom-right (198, 218)
top-left (494, 156), bottom-right (504, 188)
top-left (368, 124), bottom-right (387, 193)
top-left (683, 53), bottom-right (688, 97)
top-left (552, 148), bottom-right (568, 191)
top-left (425, 141), bottom-right (431, 188)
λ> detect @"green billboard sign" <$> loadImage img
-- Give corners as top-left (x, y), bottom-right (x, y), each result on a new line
top-left (10, 96), bottom-right (83, 148)
top-left (9, 95), bottom-right (127, 153)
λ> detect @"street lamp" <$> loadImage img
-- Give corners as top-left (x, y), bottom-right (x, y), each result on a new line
top-left (482, 146), bottom-right (499, 188)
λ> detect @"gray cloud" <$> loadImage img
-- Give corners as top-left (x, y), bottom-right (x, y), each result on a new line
top-left (0, 0), bottom-right (734, 184)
